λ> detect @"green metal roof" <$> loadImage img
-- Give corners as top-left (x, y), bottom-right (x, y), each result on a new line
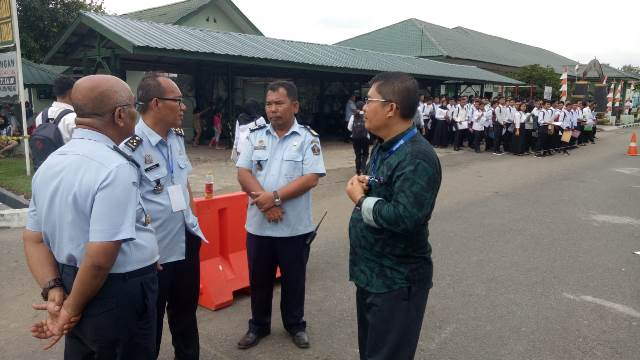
top-left (124, 0), bottom-right (210, 24)
top-left (45, 13), bottom-right (522, 85)
top-left (22, 59), bottom-right (61, 86)
top-left (337, 19), bottom-right (580, 70)
top-left (122, 0), bottom-right (263, 35)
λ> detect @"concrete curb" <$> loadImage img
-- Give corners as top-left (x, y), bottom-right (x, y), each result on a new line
top-left (0, 187), bottom-right (29, 209)
top-left (0, 208), bottom-right (27, 228)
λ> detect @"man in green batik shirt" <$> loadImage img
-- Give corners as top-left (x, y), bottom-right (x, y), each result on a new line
top-left (345, 72), bottom-right (442, 360)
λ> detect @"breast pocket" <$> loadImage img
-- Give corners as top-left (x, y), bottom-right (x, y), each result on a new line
top-left (283, 150), bottom-right (303, 181)
top-left (251, 151), bottom-right (268, 173)
top-left (175, 156), bottom-right (192, 183)
top-left (142, 163), bottom-right (168, 190)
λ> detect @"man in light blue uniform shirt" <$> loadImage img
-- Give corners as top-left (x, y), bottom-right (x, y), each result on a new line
top-left (121, 74), bottom-right (205, 360)
top-left (24, 75), bottom-right (159, 358)
top-left (236, 80), bottom-right (325, 350)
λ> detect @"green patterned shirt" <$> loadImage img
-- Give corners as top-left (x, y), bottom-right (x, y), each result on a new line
top-left (348, 126), bottom-right (441, 293)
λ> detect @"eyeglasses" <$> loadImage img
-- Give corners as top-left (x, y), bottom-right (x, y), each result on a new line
top-left (156, 97), bottom-right (184, 107)
top-left (364, 97), bottom-right (391, 105)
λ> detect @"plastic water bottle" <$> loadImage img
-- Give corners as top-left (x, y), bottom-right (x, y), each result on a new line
top-left (204, 174), bottom-right (214, 199)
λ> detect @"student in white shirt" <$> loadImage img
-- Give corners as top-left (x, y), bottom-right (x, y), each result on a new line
top-left (453, 97), bottom-right (469, 151)
top-left (512, 103), bottom-right (528, 155)
top-left (484, 100), bottom-right (496, 152)
top-left (535, 101), bottom-right (554, 157)
top-left (471, 100), bottom-right (485, 153)
top-left (493, 97), bottom-right (508, 155)
top-left (582, 101), bottom-right (596, 144)
top-left (34, 75), bottom-right (77, 143)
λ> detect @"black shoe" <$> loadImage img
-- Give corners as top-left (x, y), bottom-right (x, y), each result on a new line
top-left (292, 331), bottom-right (310, 349)
top-left (237, 331), bottom-right (266, 349)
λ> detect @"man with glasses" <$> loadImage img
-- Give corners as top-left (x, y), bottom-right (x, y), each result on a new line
top-left (25, 75), bottom-right (159, 357)
top-left (121, 73), bottom-right (205, 359)
top-left (346, 72), bottom-right (442, 360)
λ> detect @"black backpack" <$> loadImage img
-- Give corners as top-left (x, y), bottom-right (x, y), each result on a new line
top-left (351, 112), bottom-right (367, 140)
top-left (30, 107), bottom-right (74, 171)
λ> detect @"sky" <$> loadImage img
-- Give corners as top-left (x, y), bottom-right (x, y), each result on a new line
top-left (103, 0), bottom-right (640, 69)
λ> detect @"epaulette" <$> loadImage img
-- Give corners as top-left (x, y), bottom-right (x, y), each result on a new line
top-left (172, 128), bottom-right (184, 137)
top-left (303, 125), bottom-right (319, 137)
top-left (111, 145), bottom-right (140, 169)
top-left (124, 135), bottom-right (143, 152)
top-left (250, 124), bottom-right (267, 133)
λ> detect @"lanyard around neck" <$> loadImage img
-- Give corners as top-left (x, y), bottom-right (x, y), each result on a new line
top-left (369, 128), bottom-right (418, 177)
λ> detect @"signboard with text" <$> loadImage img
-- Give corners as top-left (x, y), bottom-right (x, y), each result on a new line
top-left (0, 50), bottom-right (17, 97)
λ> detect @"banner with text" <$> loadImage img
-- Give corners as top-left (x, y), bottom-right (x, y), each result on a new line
top-left (0, 50), bottom-right (17, 97)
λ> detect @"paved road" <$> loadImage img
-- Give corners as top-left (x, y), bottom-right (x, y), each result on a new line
top-left (1, 128), bottom-right (638, 359)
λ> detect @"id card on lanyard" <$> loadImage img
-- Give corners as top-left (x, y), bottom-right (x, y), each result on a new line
top-left (160, 142), bottom-right (187, 212)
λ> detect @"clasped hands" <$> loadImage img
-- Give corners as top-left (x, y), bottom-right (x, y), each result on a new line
top-left (345, 175), bottom-right (369, 203)
top-left (250, 191), bottom-right (284, 223)
top-left (30, 287), bottom-right (81, 350)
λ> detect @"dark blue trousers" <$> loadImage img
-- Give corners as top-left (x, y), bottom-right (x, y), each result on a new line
top-left (246, 232), bottom-right (311, 335)
top-left (60, 263), bottom-right (158, 360)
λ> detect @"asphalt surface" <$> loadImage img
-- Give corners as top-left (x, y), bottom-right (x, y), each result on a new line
top-left (1, 128), bottom-right (638, 360)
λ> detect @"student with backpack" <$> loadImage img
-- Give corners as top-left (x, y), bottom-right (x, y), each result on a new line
top-left (347, 101), bottom-right (369, 175)
top-left (31, 75), bottom-right (76, 170)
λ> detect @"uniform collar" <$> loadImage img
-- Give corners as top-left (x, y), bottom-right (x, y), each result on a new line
top-left (138, 118), bottom-right (172, 146)
top-left (379, 125), bottom-right (416, 151)
top-left (265, 118), bottom-right (301, 137)
top-left (72, 128), bottom-right (116, 146)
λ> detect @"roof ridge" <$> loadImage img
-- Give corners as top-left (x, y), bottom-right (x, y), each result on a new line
top-left (334, 18), bottom-right (415, 45)
top-left (410, 18), bottom-right (448, 56)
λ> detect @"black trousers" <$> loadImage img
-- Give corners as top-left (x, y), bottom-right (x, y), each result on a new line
top-left (247, 232), bottom-right (311, 335)
top-left (61, 264), bottom-right (158, 360)
top-left (484, 127), bottom-right (494, 151)
top-left (493, 124), bottom-right (504, 153)
top-left (473, 129), bottom-right (484, 152)
top-left (156, 231), bottom-right (201, 360)
top-left (352, 137), bottom-right (370, 175)
top-left (453, 128), bottom-right (469, 150)
top-left (356, 286), bottom-right (429, 360)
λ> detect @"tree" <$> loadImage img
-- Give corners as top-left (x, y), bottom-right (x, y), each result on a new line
top-left (621, 65), bottom-right (640, 90)
top-left (512, 64), bottom-right (561, 99)
top-left (17, 0), bottom-right (105, 62)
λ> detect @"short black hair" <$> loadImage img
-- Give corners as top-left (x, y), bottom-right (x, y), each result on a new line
top-left (266, 80), bottom-right (298, 102)
top-left (368, 72), bottom-right (419, 120)
top-left (53, 75), bottom-right (76, 98)
top-left (136, 73), bottom-right (168, 113)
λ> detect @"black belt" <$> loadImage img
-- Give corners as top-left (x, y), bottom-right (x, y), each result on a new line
top-left (59, 263), bottom-right (156, 280)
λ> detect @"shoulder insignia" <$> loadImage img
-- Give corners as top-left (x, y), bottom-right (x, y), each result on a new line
top-left (250, 124), bottom-right (267, 133)
top-left (124, 135), bottom-right (143, 152)
top-left (303, 125), bottom-right (319, 137)
top-left (172, 128), bottom-right (184, 137)
top-left (111, 145), bottom-right (140, 169)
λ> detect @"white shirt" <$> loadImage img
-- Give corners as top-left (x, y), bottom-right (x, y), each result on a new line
top-left (484, 108), bottom-right (494, 127)
top-left (347, 113), bottom-right (370, 139)
top-left (34, 101), bottom-right (76, 143)
top-left (495, 105), bottom-right (508, 125)
top-left (537, 109), bottom-right (553, 126)
top-left (471, 109), bottom-right (485, 131)
top-left (233, 116), bottom-right (267, 155)
top-left (454, 105), bottom-right (468, 130)
top-left (583, 107), bottom-right (595, 125)
top-left (514, 111), bottom-right (525, 127)
top-left (436, 107), bottom-right (448, 120)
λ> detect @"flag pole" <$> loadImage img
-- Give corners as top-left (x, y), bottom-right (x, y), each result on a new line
top-left (10, 0), bottom-right (30, 176)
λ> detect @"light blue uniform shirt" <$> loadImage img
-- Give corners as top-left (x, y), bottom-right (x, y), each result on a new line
top-left (237, 119), bottom-right (326, 237)
top-left (121, 119), bottom-right (205, 264)
top-left (26, 129), bottom-right (159, 273)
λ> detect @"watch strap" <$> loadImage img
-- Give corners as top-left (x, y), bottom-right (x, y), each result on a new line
top-left (41, 277), bottom-right (63, 301)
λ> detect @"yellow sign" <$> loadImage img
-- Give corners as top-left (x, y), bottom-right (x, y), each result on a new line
top-left (0, 0), bottom-right (12, 46)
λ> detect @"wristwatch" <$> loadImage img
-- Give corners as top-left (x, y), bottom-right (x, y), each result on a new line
top-left (41, 277), bottom-right (63, 301)
top-left (273, 191), bottom-right (282, 207)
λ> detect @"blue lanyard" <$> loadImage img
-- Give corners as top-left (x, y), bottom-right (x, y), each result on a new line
top-left (369, 128), bottom-right (418, 177)
top-left (160, 142), bottom-right (174, 175)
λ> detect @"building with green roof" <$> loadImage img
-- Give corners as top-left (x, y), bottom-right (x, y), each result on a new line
top-left (43, 10), bottom-right (521, 138)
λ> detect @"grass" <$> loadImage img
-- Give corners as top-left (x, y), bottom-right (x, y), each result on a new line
top-left (0, 157), bottom-right (32, 198)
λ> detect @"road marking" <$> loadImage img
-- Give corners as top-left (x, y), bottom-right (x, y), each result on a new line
top-left (591, 214), bottom-right (640, 226)
top-left (634, 250), bottom-right (640, 256)
top-left (614, 168), bottom-right (640, 176)
top-left (563, 293), bottom-right (640, 318)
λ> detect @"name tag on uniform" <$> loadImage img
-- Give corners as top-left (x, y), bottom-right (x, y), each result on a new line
top-left (167, 185), bottom-right (187, 212)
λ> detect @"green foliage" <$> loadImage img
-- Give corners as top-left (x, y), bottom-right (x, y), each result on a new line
top-left (17, 0), bottom-right (105, 62)
top-left (621, 65), bottom-right (640, 90)
top-left (512, 64), bottom-right (561, 98)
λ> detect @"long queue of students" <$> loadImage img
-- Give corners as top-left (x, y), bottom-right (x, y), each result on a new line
top-left (415, 96), bottom-right (598, 156)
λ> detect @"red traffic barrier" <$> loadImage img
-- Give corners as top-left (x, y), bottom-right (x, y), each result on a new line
top-left (194, 192), bottom-right (250, 310)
